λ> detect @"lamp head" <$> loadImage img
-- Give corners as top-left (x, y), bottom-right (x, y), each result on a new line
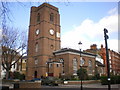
top-left (78, 41), bottom-right (82, 50)
top-left (78, 41), bottom-right (82, 45)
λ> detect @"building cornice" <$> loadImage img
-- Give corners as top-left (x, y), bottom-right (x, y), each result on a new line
top-left (53, 48), bottom-right (96, 58)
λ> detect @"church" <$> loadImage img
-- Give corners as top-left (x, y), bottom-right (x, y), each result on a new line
top-left (26, 3), bottom-right (105, 80)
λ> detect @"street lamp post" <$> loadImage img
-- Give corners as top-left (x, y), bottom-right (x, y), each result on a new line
top-left (78, 41), bottom-right (83, 90)
top-left (104, 28), bottom-right (111, 90)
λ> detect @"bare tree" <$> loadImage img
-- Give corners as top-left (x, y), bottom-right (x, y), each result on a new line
top-left (0, 1), bottom-right (11, 28)
top-left (1, 26), bottom-right (27, 79)
top-left (0, 1), bottom-right (30, 29)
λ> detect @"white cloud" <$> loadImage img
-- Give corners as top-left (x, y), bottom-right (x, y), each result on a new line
top-left (108, 7), bottom-right (118, 15)
top-left (61, 8), bottom-right (118, 52)
top-left (99, 15), bottom-right (118, 33)
top-left (108, 39), bottom-right (118, 51)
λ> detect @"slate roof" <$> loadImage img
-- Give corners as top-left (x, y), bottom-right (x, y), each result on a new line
top-left (96, 61), bottom-right (105, 67)
top-left (53, 48), bottom-right (96, 57)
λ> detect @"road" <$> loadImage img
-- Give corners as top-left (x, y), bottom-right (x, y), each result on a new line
top-left (1, 83), bottom-right (120, 90)
top-left (10, 88), bottom-right (119, 90)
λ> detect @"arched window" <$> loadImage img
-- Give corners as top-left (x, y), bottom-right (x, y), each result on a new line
top-left (59, 58), bottom-right (64, 63)
top-left (59, 58), bottom-right (64, 74)
top-left (49, 63), bottom-right (52, 68)
top-left (50, 45), bottom-right (54, 49)
top-left (88, 60), bottom-right (92, 67)
top-left (80, 58), bottom-right (85, 66)
top-left (50, 13), bottom-right (54, 22)
top-left (37, 13), bottom-right (40, 22)
top-left (73, 58), bottom-right (77, 75)
top-left (35, 42), bottom-right (38, 52)
top-left (35, 58), bottom-right (38, 64)
top-left (88, 60), bottom-right (92, 75)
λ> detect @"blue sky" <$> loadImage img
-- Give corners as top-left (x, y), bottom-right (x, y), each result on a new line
top-left (1, 2), bottom-right (119, 52)
top-left (8, 2), bottom-right (117, 31)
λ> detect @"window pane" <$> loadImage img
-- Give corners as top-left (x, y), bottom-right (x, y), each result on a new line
top-left (73, 58), bottom-right (77, 75)
top-left (35, 43), bottom-right (38, 52)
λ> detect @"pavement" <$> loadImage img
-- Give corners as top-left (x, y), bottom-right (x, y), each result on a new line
top-left (42, 83), bottom-right (120, 89)
top-left (59, 83), bottom-right (120, 88)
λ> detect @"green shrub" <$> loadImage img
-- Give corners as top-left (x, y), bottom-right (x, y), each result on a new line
top-left (60, 75), bottom-right (79, 81)
top-left (59, 75), bottom-right (71, 81)
top-left (13, 71), bottom-right (25, 80)
top-left (100, 75), bottom-right (120, 85)
top-left (77, 68), bottom-right (88, 80)
top-left (100, 76), bottom-right (108, 85)
top-left (71, 76), bottom-right (79, 80)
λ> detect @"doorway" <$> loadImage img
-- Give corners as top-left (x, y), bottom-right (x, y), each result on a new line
top-left (34, 71), bottom-right (37, 78)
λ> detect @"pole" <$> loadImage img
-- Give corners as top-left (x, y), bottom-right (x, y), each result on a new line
top-left (80, 49), bottom-right (83, 90)
top-left (78, 41), bottom-right (83, 90)
top-left (104, 28), bottom-right (111, 90)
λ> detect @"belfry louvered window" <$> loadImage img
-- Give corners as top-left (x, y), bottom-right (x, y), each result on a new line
top-left (50, 13), bottom-right (54, 22)
top-left (37, 13), bottom-right (40, 22)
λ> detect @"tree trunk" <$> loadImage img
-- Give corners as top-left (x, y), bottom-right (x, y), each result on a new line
top-left (5, 70), bottom-right (10, 79)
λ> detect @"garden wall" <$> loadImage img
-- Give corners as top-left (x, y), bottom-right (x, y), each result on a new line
top-left (64, 80), bottom-right (100, 85)
top-left (14, 81), bottom-right (41, 88)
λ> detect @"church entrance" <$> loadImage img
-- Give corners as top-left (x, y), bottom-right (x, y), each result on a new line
top-left (34, 71), bottom-right (37, 78)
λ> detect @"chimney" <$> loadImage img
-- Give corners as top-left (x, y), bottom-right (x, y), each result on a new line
top-left (90, 44), bottom-right (97, 50)
top-left (101, 44), bottom-right (103, 48)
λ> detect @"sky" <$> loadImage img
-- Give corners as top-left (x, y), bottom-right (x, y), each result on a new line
top-left (0, 1), bottom-right (119, 52)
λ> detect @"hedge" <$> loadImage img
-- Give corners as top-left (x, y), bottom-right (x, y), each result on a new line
top-left (101, 75), bottom-right (120, 85)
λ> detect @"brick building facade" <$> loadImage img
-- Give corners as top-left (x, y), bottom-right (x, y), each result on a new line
top-left (85, 44), bottom-right (120, 75)
top-left (17, 56), bottom-right (27, 75)
top-left (100, 45), bottom-right (120, 75)
top-left (53, 48), bottom-right (97, 77)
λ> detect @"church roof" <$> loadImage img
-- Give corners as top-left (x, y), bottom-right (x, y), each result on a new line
top-left (96, 61), bottom-right (105, 67)
top-left (53, 48), bottom-right (96, 57)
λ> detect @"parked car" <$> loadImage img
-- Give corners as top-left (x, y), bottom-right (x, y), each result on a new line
top-left (30, 78), bottom-right (41, 82)
top-left (41, 77), bottom-right (60, 86)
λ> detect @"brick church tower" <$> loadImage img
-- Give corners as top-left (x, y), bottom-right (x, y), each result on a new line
top-left (26, 3), bottom-right (61, 80)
